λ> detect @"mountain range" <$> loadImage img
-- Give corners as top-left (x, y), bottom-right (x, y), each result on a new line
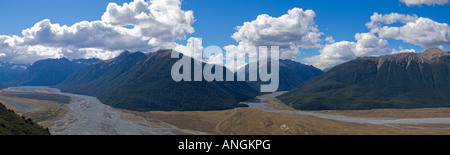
top-left (57, 50), bottom-right (258, 111)
top-left (3, 47), bottom-right (448, 113)
top-left (0, 62), bottom-right (29, 83)
top-left (239, 59), bottom-right (323, 92)
top-left (278, 48), bottom-right (450, 111)
top-left (10, 58), bottom-right (101, 86)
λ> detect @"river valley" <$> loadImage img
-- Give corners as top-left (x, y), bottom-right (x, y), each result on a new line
top-left (3, 86), bottom-right (206, 135)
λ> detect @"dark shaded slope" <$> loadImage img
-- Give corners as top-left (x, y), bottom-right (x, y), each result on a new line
top-left (0, 103), bottom-right (49, 135)
top-left (58, 51), bottom-right (148, 95)
top-left (278, 48), bottom-right (450, 111)
top-left (0, 67), bottom-right (21, 83)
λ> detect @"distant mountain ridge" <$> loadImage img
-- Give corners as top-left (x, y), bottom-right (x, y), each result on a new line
top-left (278, 48), bottom-right (450, 111)
top-left (239, 59), bottom-right (324, 92)
top-left (0, 62), bottom-right (29, 71)
top-left (0, 62), bottom-right (29, 83)
top-left (58, 50), bottom-right (258, 111)
top-left (11, 57), bottom-right (101, 86)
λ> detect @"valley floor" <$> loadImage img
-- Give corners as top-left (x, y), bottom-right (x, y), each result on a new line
top-left (119, 92), bottom-right (450, 135)
top-left (1, 86), bottom-right (450, 135)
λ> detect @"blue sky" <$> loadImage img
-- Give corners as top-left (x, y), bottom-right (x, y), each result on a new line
top-left (0, 0), bottom-right (130, 35)
top-left (0, 0), bottom-right (449, 69)
top-left (180, 0), bottom-right (450, 64)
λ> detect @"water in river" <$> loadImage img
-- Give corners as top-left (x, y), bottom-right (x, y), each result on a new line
top-left (4, 86), bottom-right (206, 135)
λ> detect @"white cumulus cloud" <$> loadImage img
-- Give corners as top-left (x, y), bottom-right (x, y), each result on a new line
top-left (305, 41), bottom-right (356, 70)
top-left (21, 19), bottom-right (148, 52)
top-left (305, 33), bottom-right (392, 69)
top-left (353, 33), bottom-right (390, 56)
top-left (228, 7), bottom-right (323, 60)
top-left (400, 0), bottom-right (449, 6)
top-left (367, 12), bottom-right (450, 49)
top-left (173, 37), bottom-right (204, 61)
top-left (102, 0), bottom-right (195, 47)
top-left (325, 36), bottom-right (335, 43)
top-left (0, 0), bottom-right (195, 64)
top-left (391, 48), bottom-right (416, 54)
top-left (365, 13), bottom-right (418, 29)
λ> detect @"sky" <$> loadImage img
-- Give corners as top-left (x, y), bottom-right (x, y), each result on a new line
top-left (0, 0), bottom-right (449, 69)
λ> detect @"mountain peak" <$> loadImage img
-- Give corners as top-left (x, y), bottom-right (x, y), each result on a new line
top-left (118, 50), bottom-right (132, 57)
top-left (421, 48), bottom-right (444, 54)
top-left (155, 49), bottom-right (173, 53)
top-left (419, 48), bottom-right (448, 61)
top-left (146, 49), bottom-right (173, 61)
top-left (106, 51), bottom-right (147, 64)
top-left (117, 50), bottom-right (146, 58)
top-left (153, 49), bottom-right (173, 57)
top-left (376, 48), bottom-right (449, 68)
